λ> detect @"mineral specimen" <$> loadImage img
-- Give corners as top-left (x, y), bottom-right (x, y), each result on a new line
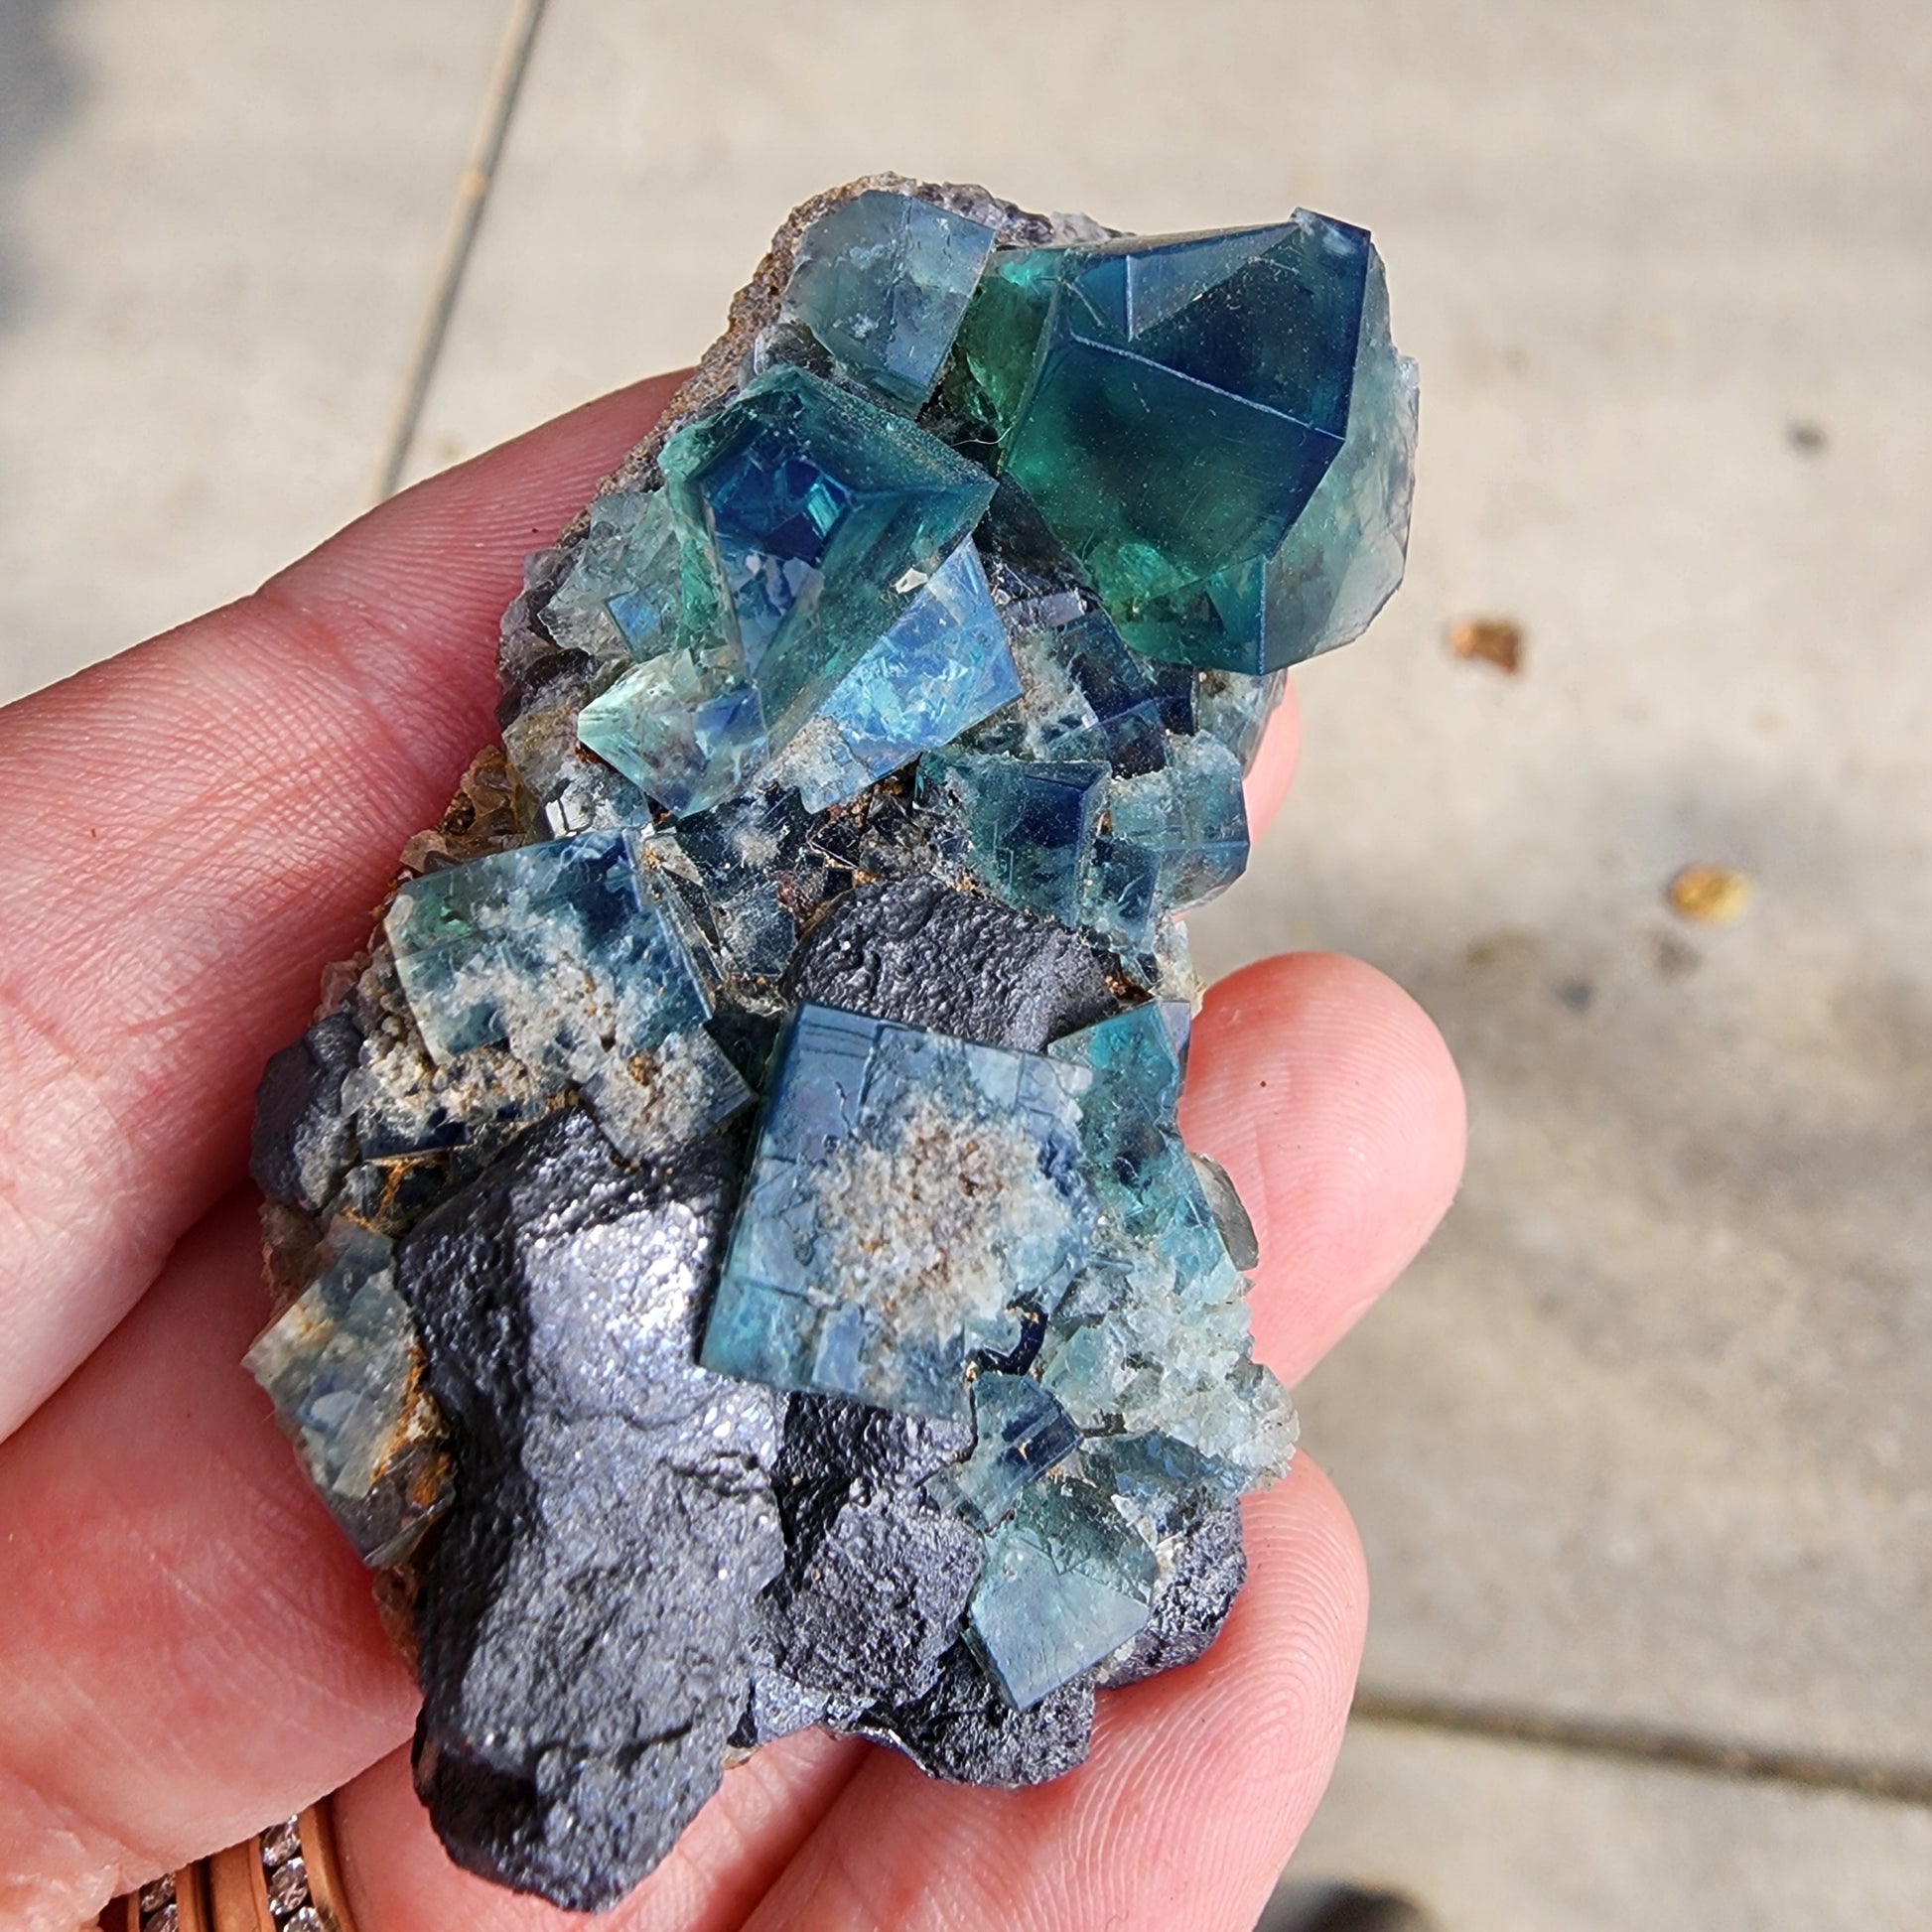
top-left (246, 173), bottom-right (1416, 1912)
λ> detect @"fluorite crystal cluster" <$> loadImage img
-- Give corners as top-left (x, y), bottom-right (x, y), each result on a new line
top-left (246, 177), bottom-right (1416, 1911)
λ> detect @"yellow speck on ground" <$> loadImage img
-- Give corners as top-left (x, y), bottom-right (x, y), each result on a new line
top-left (1667, 864), bottom-right (1753, 926)
top-left (1448, 616), bottom-right (1524, 674)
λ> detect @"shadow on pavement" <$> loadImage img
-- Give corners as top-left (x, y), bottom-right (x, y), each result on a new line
top-left (0, 0), bottom-right (79, 332)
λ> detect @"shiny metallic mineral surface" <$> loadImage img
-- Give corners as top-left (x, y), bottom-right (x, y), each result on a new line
top-left (246, 175), bottom-right (1417, 1912)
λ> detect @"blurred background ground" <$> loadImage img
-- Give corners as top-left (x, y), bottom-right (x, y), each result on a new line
top-left (3, 3), bottom-right (1927, 1926)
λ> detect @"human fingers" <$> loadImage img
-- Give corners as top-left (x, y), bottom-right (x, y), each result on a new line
top-left (331, 1729), bottom-right (866, 1932)
top-left (737, 1462), bottom-right (1364, 1932)
top-left (0, 935), bottom-right (1456, 1925)
top-left (0, 942), bottom-right (1456, 1923)
top-left (1181, 950), bottom-right (1465, 1386)
top-left (0, 372), bottom-right (682, 1444)
top-left (0, 1197), bottom-right (417, 1930)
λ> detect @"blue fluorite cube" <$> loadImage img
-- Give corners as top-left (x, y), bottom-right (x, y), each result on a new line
top-left (782, 190), bottom-right (996, 409)
top-left (916, 748), bottom-right (1107, 926)
top-left (539, 487), bottom-right (682, 663)
top-left (244, 1227), bottom-right (411, 1500)
top-left (384, 829), bottom-right (710, 1073)
top-left (946, 212), bottom-right (1389, 673)
top-left (243, 1225), bottom-right (448, 1565)
top-left (780, 539), bottom-right (1021, 812)
top-left (580, 1025), bottom-right (754, 1161)
top-left (576, 644), bottom-right (768, 819)
top-left (700, 1003), bottom-right (1093, 1419)
top-left (662, 365), bottom-right (998, 748)
top-left (1000, 607), bottom-right (1193, 776)
top-left (1082, 735), bottom-right (1250, 950)
top-left (927, 1370), bottom-right (1080, 1530)
top-left (966, 1476), bottom-right (1157, 1709)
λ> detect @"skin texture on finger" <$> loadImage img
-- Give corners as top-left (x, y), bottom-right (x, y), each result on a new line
top-left (333, 1728), bottom-right (868, 1932)
top-left (737, 1463), bottom-right (1365, 1932)
top-left (1181, 952), bottom-right (1466, 1386)
top-left (0, 1195), bottom-right (418, 1931)
top-left (0, 372), bottom-right (682, 1446)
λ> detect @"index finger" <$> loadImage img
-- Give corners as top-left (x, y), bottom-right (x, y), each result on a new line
top-left (0, 373), bottom-right (682, 1444)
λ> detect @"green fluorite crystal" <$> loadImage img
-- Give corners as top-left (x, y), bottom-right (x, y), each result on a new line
top-left (1036, 1005), bottom-right (1298, 1495)
top-left (1258, 251), bottom-right (1419, 668)
top-left (944, 210), bottom-right (1392, 672)
top-left (1080, 734), bottom-right (1250, 951)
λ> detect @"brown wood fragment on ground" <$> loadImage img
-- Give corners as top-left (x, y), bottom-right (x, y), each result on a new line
top-left (1449, 616), bottom-right (1524, 673)
top-left (1667, 864), bottom-right (1753, 926)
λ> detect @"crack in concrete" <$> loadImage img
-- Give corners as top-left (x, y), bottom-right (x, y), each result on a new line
top-left (1352, 1688), bottom-right (1932, 1809)
top-left (374, 0), bottom-right (551, 501)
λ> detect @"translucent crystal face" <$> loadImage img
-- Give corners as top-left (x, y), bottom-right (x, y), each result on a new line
top-left (927, 1371), bottom-right (1081, 1530)
top-left (246, 180), bottom-right (1413, 1913)
top-left (701, 1003), bottom-right (1094, 1420)
top-left (781, 189), bottom-right (997, 409)
top-left (968, 1476), bottom-right (1158, 1711)
top-left (667, 364), bottom-right (998, 737)
top-left (945, 211), bottom-right (1413, 673)
top-left (383, 827), bottom-right (710, 1074)
top-left (242, 1225), bottom-right (446, 1566)
top-left (777, 537), bottom-right (1021, 812)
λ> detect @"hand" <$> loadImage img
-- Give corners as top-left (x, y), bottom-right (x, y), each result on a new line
top-left (0, 376), bottom-right (1464, 1932)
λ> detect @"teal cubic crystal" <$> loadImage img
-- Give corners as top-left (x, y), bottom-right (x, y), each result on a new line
top-left (927, 1370), bottom-right (1080, 1530)
top-left (940, 245), bottom-right (1066, 450)
top-left (966, 1477), bottom-right (1157, 1709)
top-left (576, 643), bottom-right (768, 819)
top-left (576, 367), bottom-right (1002, 817)
top-left (916, 748), bottom-right (1107, 926)
top-left (664, 364), bottom-right (998, 748)
top-left (1048, 1001), bottom-right (1184, 1148)
top-left (243, 1224), bottom-right (448, 1565)
top-left (563, 481), bottom-right (770, 817)
top-left (783, 190), bottom-right (996, 409)
top-left (539, 487), bottom-right (682, 663)
top-left (968, 598), bottom-right (1193, 777)
top-left (1081, 734), bottom-right (1250, 950)
top-left (384, 828), bottom-right (710, 1074)
top-left (580, 1025), bottom-right (754, 1161)
top-left (1194, 666), bottom-right (1290, 767)
top-left (1036, 999), bottom-right (1295, 1492)
top-left (1081, 1430), bottom-right (1230, 1538)
top-left (700, 1003), bottom-right (1092, 1419)
top-left (945, 213), bottom-right (1383, 673)
top-left (1259, 250), bottom-right (1419, 668)
top-left (779, 539), bottom-right (1021, 812)
top-left (663, 786), bottom-right (819, 981)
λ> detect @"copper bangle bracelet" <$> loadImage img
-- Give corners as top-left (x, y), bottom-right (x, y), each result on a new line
top-left (99, 1799), bottom-right (356, 1932)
